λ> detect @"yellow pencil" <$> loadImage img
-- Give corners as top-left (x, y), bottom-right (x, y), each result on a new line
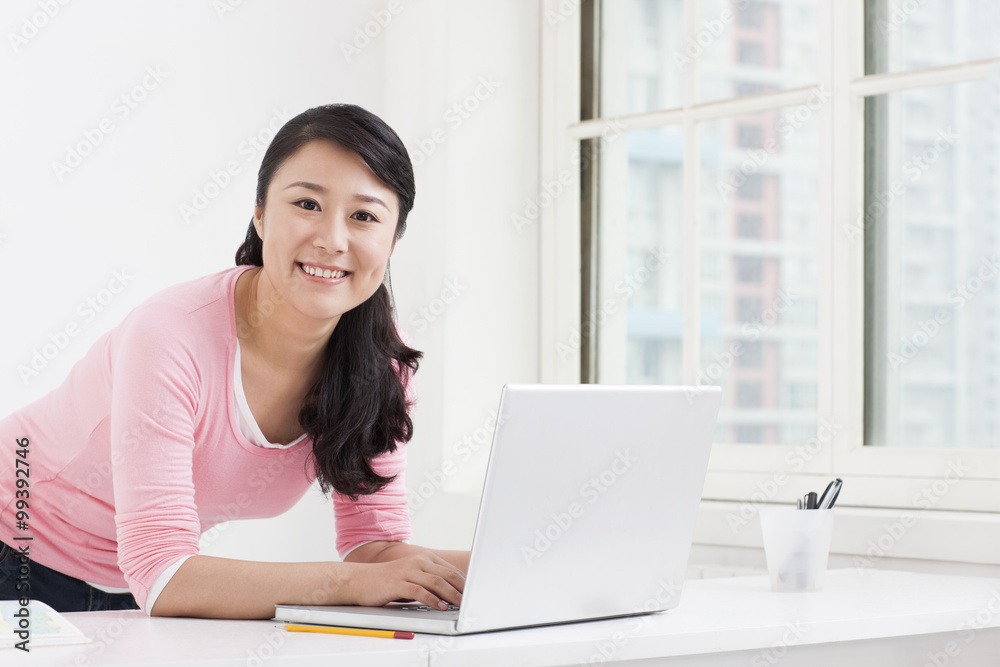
top-left (284, 624), bottom-right (415, 640)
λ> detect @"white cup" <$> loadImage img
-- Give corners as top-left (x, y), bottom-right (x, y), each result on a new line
top-left (759, 506), bottom-right (835, 592)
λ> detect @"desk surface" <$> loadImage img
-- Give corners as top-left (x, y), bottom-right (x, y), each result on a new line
top-left (9, 569), bottom-right (1000, 667)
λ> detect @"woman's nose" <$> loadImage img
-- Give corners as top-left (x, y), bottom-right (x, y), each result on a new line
top-left (314, 215), bottom-right (349, 254)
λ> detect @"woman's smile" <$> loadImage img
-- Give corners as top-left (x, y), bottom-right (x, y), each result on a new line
top-left (297, 262), bottom-right (352, 283)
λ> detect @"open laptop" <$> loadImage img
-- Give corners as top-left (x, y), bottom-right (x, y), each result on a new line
top-left (275, 384), bottom-right (722, 635)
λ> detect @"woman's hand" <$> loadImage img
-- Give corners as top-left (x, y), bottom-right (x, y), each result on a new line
top-left (340, 551), bottom-right (465, 610)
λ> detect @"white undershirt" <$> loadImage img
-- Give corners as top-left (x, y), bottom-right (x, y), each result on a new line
top-left (110, 341), bottom-right (308, 609)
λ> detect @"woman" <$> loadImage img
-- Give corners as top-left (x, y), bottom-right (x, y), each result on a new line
top-left (0, 104), bottom-right (468, 618)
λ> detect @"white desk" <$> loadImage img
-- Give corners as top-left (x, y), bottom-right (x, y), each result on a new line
top-left (11, 569), bottom-right (1000, 666)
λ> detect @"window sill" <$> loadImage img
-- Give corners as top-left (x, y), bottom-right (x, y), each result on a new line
top-left (694, 500), bottom-right (1000, 567)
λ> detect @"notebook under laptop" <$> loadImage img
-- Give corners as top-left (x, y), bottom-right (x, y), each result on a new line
top-left (274, 384), bottom-right (722, 635)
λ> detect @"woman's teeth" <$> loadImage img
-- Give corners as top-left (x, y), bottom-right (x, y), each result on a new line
top-left (300, 263), bottom-right (348, 279)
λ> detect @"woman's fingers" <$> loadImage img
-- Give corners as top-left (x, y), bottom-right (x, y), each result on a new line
top-left (403, 555), bottom-right (464, 608)
top-left (343, 552), bottom-right (467, 609)
top-left (393, 554), bottom-right (465, 609)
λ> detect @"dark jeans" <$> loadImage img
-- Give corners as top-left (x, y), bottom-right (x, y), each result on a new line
top-left (0, 540), bottom-right (140, 612)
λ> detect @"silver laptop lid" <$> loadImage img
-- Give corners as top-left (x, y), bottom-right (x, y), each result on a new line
top-left (457, 384), bottom-right (721, 633)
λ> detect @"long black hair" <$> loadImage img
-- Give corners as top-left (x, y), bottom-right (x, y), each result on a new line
top-left (235, 103), bottom-right (422, 500)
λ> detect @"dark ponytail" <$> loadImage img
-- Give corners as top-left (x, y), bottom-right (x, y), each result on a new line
top-left (236, 104), bottom-right (421, 500)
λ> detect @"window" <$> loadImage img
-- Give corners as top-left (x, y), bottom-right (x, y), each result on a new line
top-left (737, 174), bottom-right (763, 200)
top-left (737, 213), bottom-right (763, 238)
top-left (863, 0), bottom-right (1000, 450)
top-left (735, 256), bottom-right (764, 283)
top-left (734, 424), bottom-right (764, 443)
top-left (735, 81), bottom-right (771, 96)
top-left (736, 296), bottom-right (764, 322)
top-left (738, 341), bottom-right (764, 367)
top-left (737, 381), bottom-right (763, 407)
top-left (738, 3), bottom-right (766, 29)
top-left (737, 123), bottom-right (764, 148)
top-left (699, 1), bottom-right (815, 103)
top-left (544, 0), bottom-right (1000, 563)
top-left (737, 41), bottom-right (765, 67)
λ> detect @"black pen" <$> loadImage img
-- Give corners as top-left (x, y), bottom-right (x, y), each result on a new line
top-left (804, 491), bottom-right (818, 510)
top-left (819, 479), bottom-right (842, 509)
top-left (816, 479), bottom-right (837, 507)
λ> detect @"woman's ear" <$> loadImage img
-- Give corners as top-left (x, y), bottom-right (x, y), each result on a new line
top-left (253, 206), bottom-right (264, 238)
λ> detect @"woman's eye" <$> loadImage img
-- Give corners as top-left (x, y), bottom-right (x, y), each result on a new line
top-left (353, 211), bottom-right (377, 222)
top-left (296, 199), bottom-right (319, 211)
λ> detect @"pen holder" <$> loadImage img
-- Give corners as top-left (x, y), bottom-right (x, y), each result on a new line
top-left (759, 507), bottom-right (835, 592)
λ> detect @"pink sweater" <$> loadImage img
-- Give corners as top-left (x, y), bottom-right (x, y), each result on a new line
top-left (0, 266), bottom-right (412, 612)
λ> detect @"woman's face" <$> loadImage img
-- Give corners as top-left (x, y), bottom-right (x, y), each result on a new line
top-left (254, 139), bottom-right (399, 324)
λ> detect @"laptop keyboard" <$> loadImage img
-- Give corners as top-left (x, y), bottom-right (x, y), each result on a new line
top-left (396, 604), bottom-right (460, 612)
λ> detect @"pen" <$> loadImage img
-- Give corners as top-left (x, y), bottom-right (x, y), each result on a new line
top-left (815, 479), bottom-right (835, 507)
top-left (283, 624), bottom-right (415, 640)
top-left (819, 479), bottom-right (842, 509)
top-left (816, 478), bottom-right (841, 509)
top-left (804, 491), bottom-right (818, 510)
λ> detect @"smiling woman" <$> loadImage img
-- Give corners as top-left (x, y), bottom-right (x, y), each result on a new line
top-left (0, 104), bottom-right (470, 619)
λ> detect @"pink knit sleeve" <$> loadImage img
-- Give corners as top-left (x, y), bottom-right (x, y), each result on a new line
top-left (110, 305), bottom-right (203, 613)
top-left (332, 349), bottom-right (415, 557)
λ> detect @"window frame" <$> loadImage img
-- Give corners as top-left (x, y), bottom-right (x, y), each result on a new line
top-left (539, 0), bottom-right (1000, 566)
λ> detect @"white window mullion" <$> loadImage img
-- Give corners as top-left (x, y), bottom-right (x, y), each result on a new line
top-left (816, 0), bottom-right (836, 474)
top-left (538, 0), bottom-right (581, 384)
top-left (681, 0), bottom-right (701, 384)
top-left (830, 0), bottom-right (868, 471)
top-left (849, 57), bottom-right (1000, 98)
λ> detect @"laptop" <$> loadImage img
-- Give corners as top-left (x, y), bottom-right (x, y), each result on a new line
top-left (274, 384), bottom-right (722, 635)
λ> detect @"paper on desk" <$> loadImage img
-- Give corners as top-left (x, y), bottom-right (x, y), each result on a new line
top-left (0, 599), bottom-right (91, 649)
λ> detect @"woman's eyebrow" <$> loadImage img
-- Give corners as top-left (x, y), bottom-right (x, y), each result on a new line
top-left (283, 182), bottom-right (388, 211)
top-left (354, 193), bottom-right (389, 211)
top-left (284, 180), bottom-right (327, 193)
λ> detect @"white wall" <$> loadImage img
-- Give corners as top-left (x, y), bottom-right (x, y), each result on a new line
top-left (382, 0), bottom-right (541, 549)
top-left (0, 0), bottom-right (539, 561)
